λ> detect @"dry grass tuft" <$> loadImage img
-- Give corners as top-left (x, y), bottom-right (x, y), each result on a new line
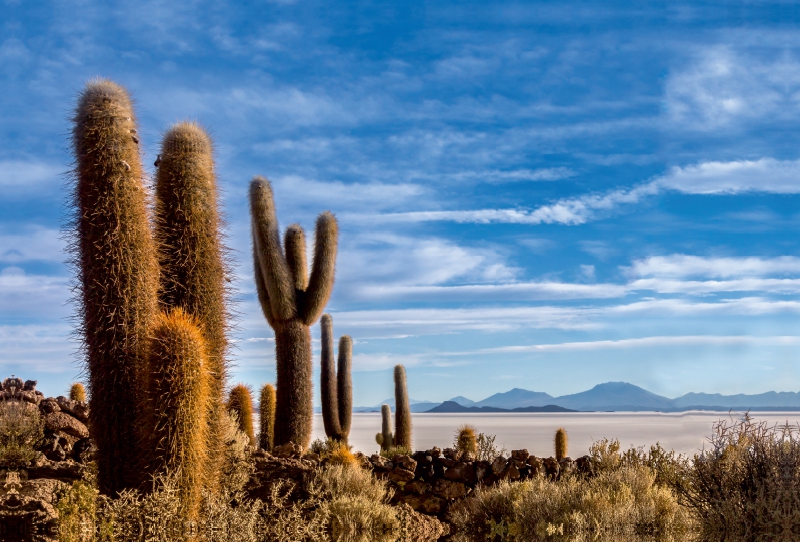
top-left (0, 399), bottom-right (43, 468)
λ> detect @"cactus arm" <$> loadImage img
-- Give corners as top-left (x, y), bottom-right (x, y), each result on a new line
top-left (337, 335), bottom-right (353, 440)
top-left (249, 177), bottom-right (297, 321)
top-left (299, 211), bottom-right (338, 325)
top-left (252, 225), bottom-right (277, 329)
top-left (319, 313), bottom-right (341, 439)
top-left (394, 364), bottom-right (412, 450)
top-left (284, 224), bottom-right (309, 292)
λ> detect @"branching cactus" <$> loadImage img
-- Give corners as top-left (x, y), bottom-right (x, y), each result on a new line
top-left (375, 404), bottom-right (393, 451)
top-left (394, 365), bottom-right (412, 450)
top-left (144, 309), bottom-right (209, 520)
top-left (258, 383), bottom-right (276, 451)
top-left (555, 427), bottom-right (569, 460)
top-left (154, 121), bottom-right (229, 483)
top-left (69, 383), bottom-right (86, 403)
top-left (72, 79), bottom-right (159, 495)
top-left (228, 384), bottom-right (256, 446)
top-left (249, 177), bottom-right (338, 449)
top-left (320, 314), bottom-right (352, 443)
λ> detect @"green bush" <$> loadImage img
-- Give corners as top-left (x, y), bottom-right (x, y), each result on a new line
top-left (0, 399), bottom-right (43, 467)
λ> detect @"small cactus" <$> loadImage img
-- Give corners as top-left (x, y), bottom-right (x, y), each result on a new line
top-left (228, 384), bottom-right (255, 446)
top-left (379, 404), bottom-right (393, 451)
top-left (455, 424), bottom-right (478, 458)
top-left (69, 383), bottom-right (86, 403)
top-left (320, 314), bottom-right (353, 443)
top-left (258, 383), bottom-right (276, 451)
top-left (143, 309), bottom-right (210, 520)
top-left (393, 365), bottom-right (412, 450)
top-left (555, 427), bottom-right (569, 461)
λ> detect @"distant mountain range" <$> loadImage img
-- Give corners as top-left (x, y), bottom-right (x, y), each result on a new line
top-left (344, 382), bottom-right (800, 413)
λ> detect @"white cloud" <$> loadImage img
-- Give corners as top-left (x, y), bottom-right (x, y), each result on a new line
top-left (477, 335), bottom-right (800, 354)
top-left (0, 160), bottom-right (64, 194)
top-left (272, 175), bottom-right (425, 213)
top-left (657, 159), bottom-right (800, 194)
top-left (0, 268), bottom-right (71, 319)
top-left (629, 278), bottom-right (800, 295)
top-left (626, 255), bottom-right (800, 279)
top-left (354, 281), bottom-right (625, 302)
top-left (0, 226), bottom-right (65, 263)
top-left (665, 48), bottom-right (800, 130)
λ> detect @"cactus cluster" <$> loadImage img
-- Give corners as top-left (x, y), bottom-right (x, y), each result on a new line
top-left (249, 178), bottom-right (338, 450)
top-left (228, 384), bottom-right (256, 446)
top-left (555, 427), bottom-right (569, 460)
top-left (320, 314), bottom-right (352, 444)
top-left (71, 80), bottom-right (229, 502)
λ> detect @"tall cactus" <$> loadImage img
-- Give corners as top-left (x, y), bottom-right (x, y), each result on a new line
top-left (249, 177), bottom-right (338, 449)
top-left (144, 309), bottom-right (209, 520)
top-left (154, 121), bottom-right (229, 483)
top-left (258, 383), bottom-right (276, 451)
top-left (228, 384), bottom-right (256, 446)
top-left (320, 313), bottom-right (353, 443)
top-left (555, 427), bottom-right (569, 460)
top-left (71, 79), bottom-right (159, 496)
top-left (394, 364), bottom-right (412, 450)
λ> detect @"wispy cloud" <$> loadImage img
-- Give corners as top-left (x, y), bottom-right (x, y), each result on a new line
top-left (626, 255), bottom-right (800, 279)
top-left (657, 159), bottom-right (800, 195)
top-left (0, 226), bottom-right (65, 263)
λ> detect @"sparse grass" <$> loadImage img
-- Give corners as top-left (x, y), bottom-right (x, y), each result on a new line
top-left (449, 464), bottom-right (694, 541)
top-left (379, 445), bottom-right (412, 459)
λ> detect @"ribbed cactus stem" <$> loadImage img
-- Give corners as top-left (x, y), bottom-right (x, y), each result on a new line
top-left (228, 384), bottom-right (255, 446)
top-left (337, 335), bottom-right (352, 442)
top-left (320, 314), bottom-right (341, 440)
top-left (144, 309), bottom-right (209, 521)
top-left (380, 404), bottom-right (393, 450)
top-left (456, 424), bottom-right (478, 457)
top-left (69, 383), bottom-right (86, 403)
top-left (72, 79), bottom-right (159, 496)
top-left (258, 383), bottom-right (276, 451)
top-left (154, 122), bottom-right (229, 487)
top-left (393, 365), bottom-right (412, 450)
top-left (555, 427), bottom-right (569, 461)
top-left (250, 177), bottom-right (338, 450)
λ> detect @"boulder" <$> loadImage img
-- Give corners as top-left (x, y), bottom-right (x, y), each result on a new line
top-left (393, 455), bottom-right (417, 472)
top-left (395, 502), bottom-right (450, 539)
top-left (543, 457), bottom-right (560, 481)
top-left (395, 493), bottom-right (445, 515)
top-left (435, 456), bottom-right (456, 468)
top-left (43, 412), bottom-right (89, 439)
top-left (432, 479), bottom-right (469, 499)
top-left (511, 449), bottom-right (529, 461)
top-left (370, 454), bottom-right (393, 470)
top-left (412, 451), bottom-right (433, 465)
top-left (426, 446), bottom-right (441, 458)
top-left (442, 447), bottom-right (459, 460)
top-left (474, 460), bottom-right (491, 482)
top-left (389, 467), bottom-right (416, 483)
top-left (502, 463), bottom-right (521, 481)
top-left (404, 480), bottom-right (432, 495)
top-left (26, 457), bottom-right (86, 482)
top-left (72, 438), bottom-right (97, 463)
top-left (56, 396), bottom-right (89, 423)
top-left (491, 455), bottom-right (508, 476)
top-left (39, 398), bottom-right (60, 414)
top-left (272, 442), bottom-right (303, 458)
top-left (19, 479), bottom-right (67, 506)
top-left (575, 455), bottom-right (594, 476)
top-left (444, 461), bottom-right (477, 485)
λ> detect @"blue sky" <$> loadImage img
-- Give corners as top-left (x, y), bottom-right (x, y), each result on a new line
top-left (2, 1), bottom-right (800, 405)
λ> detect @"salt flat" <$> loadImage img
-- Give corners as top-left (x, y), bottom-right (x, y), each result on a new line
top-left (312, 411), bottom-right (800, 457)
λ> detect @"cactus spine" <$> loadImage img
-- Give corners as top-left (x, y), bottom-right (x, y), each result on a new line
top-left (555, 427), bottom-right (569, 460)
top-left (72, 80), bottom-right (159, 496)
top-left (250, 177), bottom-right (338, 449)
top-left (144, 309), bottom-right (209, 520)
top-left (258, 383), bottom-right (276, 451)
top-left (320, 314), bottom-right (353, 443)
top-left (69, 383), bottom-right (86, 403)
top-left (377, 404), bottom-right (393, 450)
top-left (154, 122), bottom-right (229, 484)
top-left (394, 365), bottom-right (412, 450)
top-left (228, 384), bottom-right (255, 446)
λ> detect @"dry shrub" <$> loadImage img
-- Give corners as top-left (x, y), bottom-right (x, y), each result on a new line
top-left (669, 414), bottom-right (800, 538)
top-left (0, 399), bottom-right (43, 468)
top-left (449, 464), bottom-right (693, 541)
top-left (219, 409), bottom-right (255, 494)
top-left (476, 432), bottom-right (506, 462)
top-left (379, 445), bottom-right (412, 459)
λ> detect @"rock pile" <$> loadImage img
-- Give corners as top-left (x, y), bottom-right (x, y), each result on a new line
top-left (0, 377), bottom-right (94, 542)
top-left (369, 446), bottom-right (591, 518)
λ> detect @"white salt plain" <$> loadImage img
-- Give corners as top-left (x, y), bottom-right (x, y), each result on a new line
top-left (311, 411), bottom-right (800, 458)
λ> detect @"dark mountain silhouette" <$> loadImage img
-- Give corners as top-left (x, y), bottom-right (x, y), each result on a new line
top-left (475, 388), bottom-right (554, 409)
top-left (552, 382), bottom-right (674, 411)
top-left (426, 401), bottom-right (576, 413)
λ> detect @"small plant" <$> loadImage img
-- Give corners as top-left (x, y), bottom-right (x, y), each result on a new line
top-left (0, 399), bottom-right (43, 468)
top-left (393, 365), bottom-right (412, 450)
top-left (379, 445), bottom-right (413, 459)
top-left (454, 424), bottom-right (478, 459)
top-left (228, 384), bottom-right (256, 446)
top-left (554, 427), bottom-right (568, 460)
top-left (476, 432), bottom-right (505, 462)
top-left (69, 382), bottom-right (87, 402)
top-left (258, 383), bottom-right (276, 451)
